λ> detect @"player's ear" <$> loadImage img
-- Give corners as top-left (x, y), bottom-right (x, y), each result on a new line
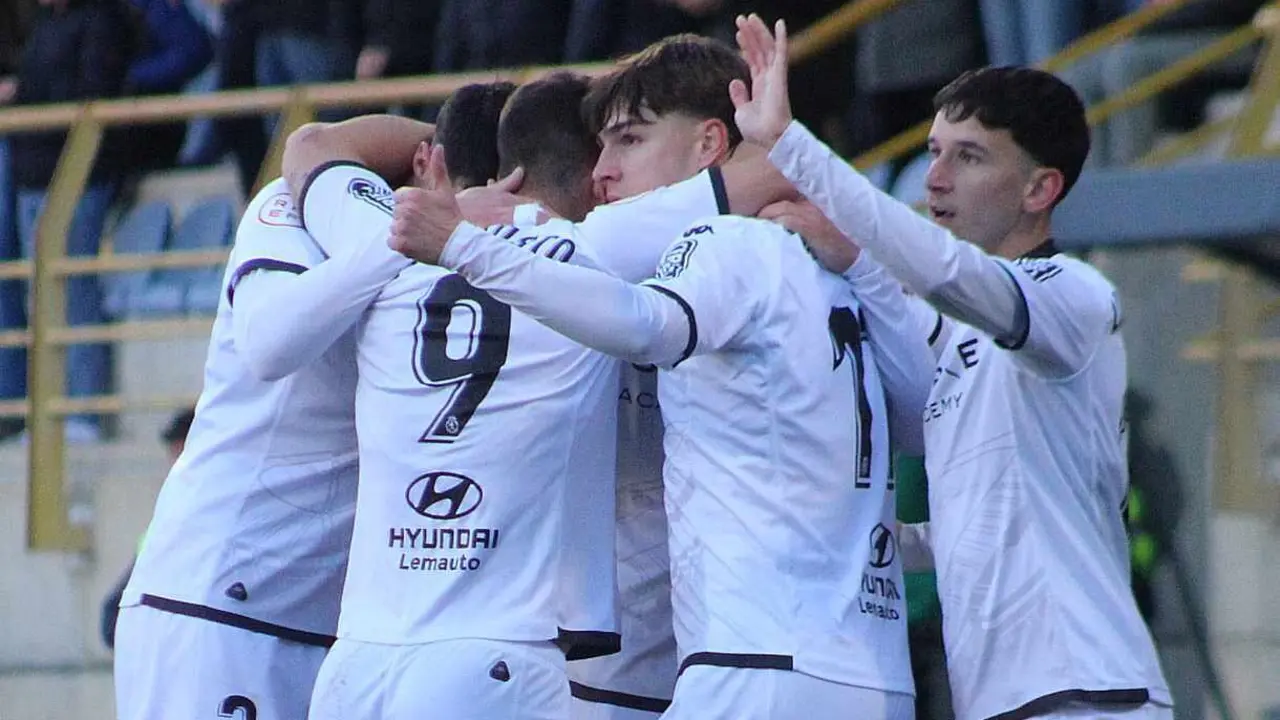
top-left (411, 141), bottom-right (433, 188)
top-left (1023, 166), bottom-right (1064, 215)
top-left (694, 118), bottom-right (731, 171)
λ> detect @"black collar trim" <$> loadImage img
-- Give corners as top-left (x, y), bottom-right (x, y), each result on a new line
top-left (1020, 239), bottom-right (1058, 259)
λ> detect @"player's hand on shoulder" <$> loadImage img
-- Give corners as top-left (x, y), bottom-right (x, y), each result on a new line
top-left (758, 200), bottom-right (860, 273)
top-left (730, 14), bottom-right (793, 150)
top-left (451, 166), bottom-right (528, 228)
top-left (388, 145), bottom-right (463, 265)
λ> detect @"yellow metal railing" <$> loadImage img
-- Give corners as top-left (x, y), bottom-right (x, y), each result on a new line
top-left (0, 0), bottom-right (1275, 551)
top-left (853, 0), bottom-right (1267, 169)
top-left (0, 0), bottom-right (910, 551)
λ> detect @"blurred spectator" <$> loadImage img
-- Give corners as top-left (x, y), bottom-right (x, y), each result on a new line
top-left (254, 0), bottom-right (363, 132)
top-left (100, 404), bottom-right (196, 650)
top-left (0, 3), bottom-right (30, 440)
top-left (433, 0), bottom-right (572, 71)
top-left (355, 0), bottom-right (442, 82)
top-left (564, 0), bottom-right (716, 62)
top-left (120, 0), bottom-right (214, 175)
top-left (1064, 0), bottom-right (1265, 166)
top-left (186, 0), bottom-right (267, 195)
top-left (979, 0), bottom-right (1092, 67)
top-left (1, 0), bottom-right (136, 443)
top-left (850, 0), bottom-right (985, 182)
top-left (352, 0), bottom-right (443, 121)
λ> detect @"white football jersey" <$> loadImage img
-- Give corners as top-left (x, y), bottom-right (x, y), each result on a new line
top-left (924, 251), bottom-right (1170, 720)
top-left (643, 216), bottom-right (913, 695)
top-left (769, 120), bottom-right (1171, 719)
top-left (489, 172), bottom-right (730, 708)
top-left (123, 179), bottom-right (358, 644)
top-left (301, 164), bottom-right (623, 649)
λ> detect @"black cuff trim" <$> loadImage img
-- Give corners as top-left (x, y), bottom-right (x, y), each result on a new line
top-left (569, 682), bottom-right (671, 714)
top-left (927, 312), bottom-right (944, 346)
top-left (708, 166), bottom-right (730, 215)
top-left (648, 286), bottom-right (697, 368)
top-left (555, 628), bottom-right (622, 661)
top-left (139, 594), bottom-right (336, 648)
top-left (676, 651), bottom-right (793, 677)
top-left (987, 688), bottom-right (1151, 720)
top-left (226, 258), bottom-right (308, 306)
top-left (993, 263), bottom-right (1031, 351)
top-left (298, 160), bottom-right (373, 230)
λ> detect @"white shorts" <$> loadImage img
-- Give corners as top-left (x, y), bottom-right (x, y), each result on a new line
top-left (309, 637), bottom-right (570, 720)
top-left (661, 665), bottom-right (915, 720)
top-left (1043, 700), bottom-right (1175, 720)
top-left (114, 603), bottom-right (328, 720)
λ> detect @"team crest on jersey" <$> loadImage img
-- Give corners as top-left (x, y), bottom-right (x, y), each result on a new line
top-left (655, 239), bottom-right (698, 280)
top-left (1012, 257), bottom-right (1063, 283)
top-left (348, 178), bottom-right (395, 216)
top-left (257, 193), bottom-right (302, 227)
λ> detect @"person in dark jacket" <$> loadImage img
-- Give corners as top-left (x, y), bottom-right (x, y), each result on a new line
top-left (121, 0), bottom-right (214, 173)
top-left (433, 0), bottom-right (572, 72)
top-left (0, 0), bottom-right (134, 442)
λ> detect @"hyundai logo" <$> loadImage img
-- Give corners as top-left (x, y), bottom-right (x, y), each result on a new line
top-left (406, 472), bottom-right (483, 520)
top-left (869, 523), bottom-right (897, 569)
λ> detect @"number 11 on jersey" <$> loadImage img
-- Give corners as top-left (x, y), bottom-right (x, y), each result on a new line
top-left (412, 275), bottom-right (513, 443)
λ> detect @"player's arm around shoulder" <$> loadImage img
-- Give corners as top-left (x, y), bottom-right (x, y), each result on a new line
top-left (997, 254), bottom-right (1122, 379)
top-left (227, 179), bottom-right (334, 380)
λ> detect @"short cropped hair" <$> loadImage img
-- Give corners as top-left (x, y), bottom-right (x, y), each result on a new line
top-left (934, 67), bottom-right (1091, 204)
top-left (582, 34), bottom-right (749, 147)
top-left (435, 81), bottom-right (518, 189)
top-left (497, 72), bottom-right (598, 190)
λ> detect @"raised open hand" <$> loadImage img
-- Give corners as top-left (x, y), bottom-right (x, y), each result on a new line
top-left (729, 14), bottom-right (793, 149)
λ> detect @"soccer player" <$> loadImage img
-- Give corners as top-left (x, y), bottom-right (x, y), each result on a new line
top-left (435, 80), bottom-right (518, 190)
top-left (386, 37), bottom-right (932, 720)
top-left (731, 15), bottom-right (1172, 720)
top-left (112, 82), bottom-right (513, 720)
top-left (277, 72), bottom-right (637, 720)
top-left (113, 168), bottom-right (367, 720)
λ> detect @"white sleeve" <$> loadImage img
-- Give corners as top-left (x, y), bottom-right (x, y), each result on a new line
top-left (841, 255), bottom-right (935, 455)
top-left (642, 220), bottom-right (765, 358)
top-left (769, 123), bottom-right (1032, 356)
top-left (440, 222), bottom-right (692, 368)
top-left (576, 167), bottom-right (730, 282)
top-left (228, 170), bottom-right (410, 381)
top-left (898, 522), bottom-right (935, 572)
top-left (994, 256), bottom-right (1122, 376)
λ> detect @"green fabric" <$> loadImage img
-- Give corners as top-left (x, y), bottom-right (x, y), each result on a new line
top-left (896, 454), bottom-right (942, 624)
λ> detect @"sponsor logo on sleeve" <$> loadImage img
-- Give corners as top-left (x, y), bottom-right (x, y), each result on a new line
top-left (348, 178), bottom-right (395, 216)
top-left (257, 193), bottom-right (303, 227)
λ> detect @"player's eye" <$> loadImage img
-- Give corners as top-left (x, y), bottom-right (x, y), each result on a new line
top-left (958, 149), bottom-right (979, 164)
top-left (619, 133), bottom-right (641, 147)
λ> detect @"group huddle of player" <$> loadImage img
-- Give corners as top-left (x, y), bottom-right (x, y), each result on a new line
top-left (111, 15), bottom-right (1172, 720)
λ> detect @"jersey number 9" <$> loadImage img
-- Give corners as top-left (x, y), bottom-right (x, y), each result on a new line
top-left (412, 275), bottom-right (513, 443)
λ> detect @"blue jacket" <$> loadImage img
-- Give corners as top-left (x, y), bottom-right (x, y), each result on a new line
top-left (124, 0), bottom-right (213, 94)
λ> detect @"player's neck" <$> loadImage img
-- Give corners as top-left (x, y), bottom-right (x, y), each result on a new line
top-left (991, 213), bottom-right (1053, 260)
top-left (526, 182), bottom-right (591, 223)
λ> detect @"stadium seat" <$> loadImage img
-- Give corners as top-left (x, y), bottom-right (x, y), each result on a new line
top-left (102, 201), bottom-right (173, 319)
